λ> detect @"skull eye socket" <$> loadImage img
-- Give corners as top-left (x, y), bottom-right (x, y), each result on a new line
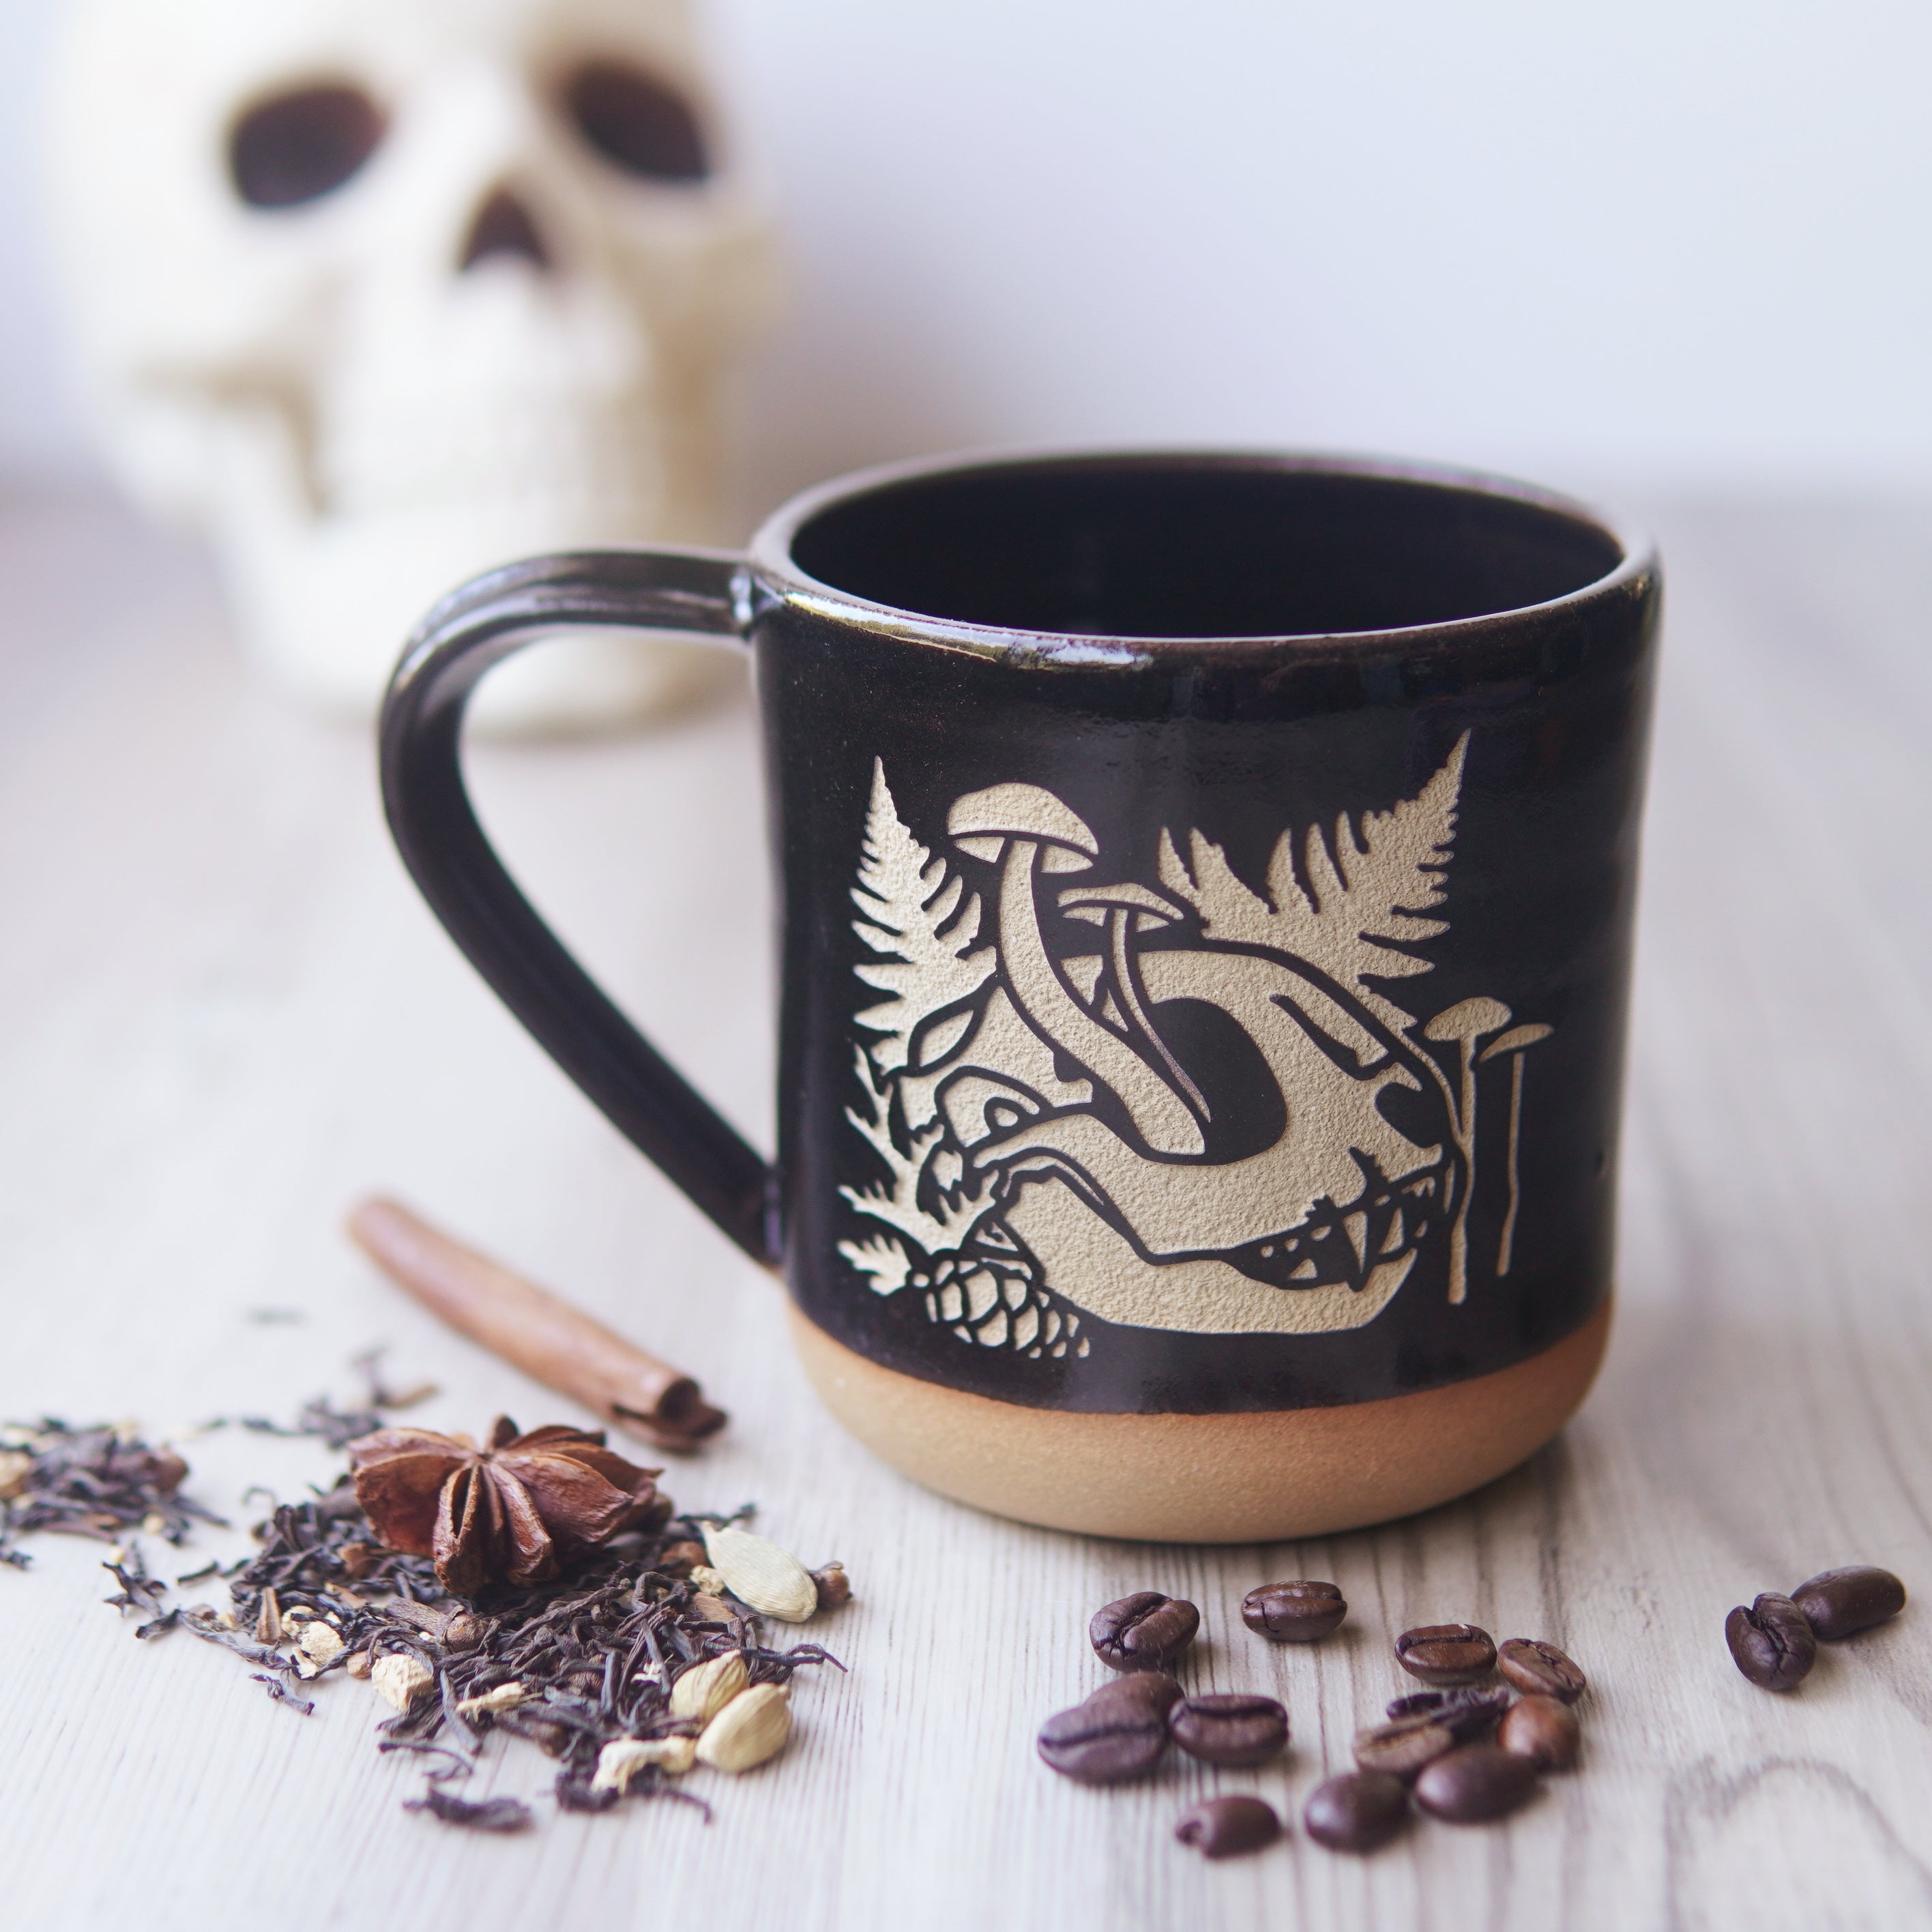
top-left (229, 84), bottom-right (385, 210)
top-left (564, 61), bottom-right (710, 183)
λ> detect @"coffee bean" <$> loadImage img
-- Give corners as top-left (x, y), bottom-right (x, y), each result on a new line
top-left (1169, 1693), bottom-right (1288, 1768)
top-left (1414, 1743), bottom-right (1540, 1823)
top-left (1037, 1673), bottom-right (1179, 1783)
top-left (1790, 1566), bottom-right (1906, 1641)
top-left (1384, 1685), bottom-right (1511, 1739)
top-left (1725, 1592), bottom-right (1817, 1692)
top-left (1174, 1795), bottom-right (1281, 1860)
top-left (1394, 1623), bottom-right (1497, 1686)
top-left (1497, 1637), bottom-right (1587, 1703)
top-left (1242, 1579), bottom-right (1347, 1642)
top-left (1089, 1592), bottom-right (1200, 1672)
top-left (1386, 1690), bottom-right (1454, 1720)
top-left (1304, 1770), bottom-right (1410, 1852)
top-left (1353, 1713), bottom-right (1457, 1780)
top-left (1497, 1693), bottom-right (1581, 1772)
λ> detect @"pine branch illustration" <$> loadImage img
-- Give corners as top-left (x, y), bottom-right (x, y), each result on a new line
top-left (851, 759), bottom-right (995, 1074)
top-left (1158, 733), bottom-right (1469, 1030)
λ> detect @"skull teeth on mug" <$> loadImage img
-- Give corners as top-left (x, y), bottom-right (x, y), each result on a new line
top-left (44, 0), bottom-right (778, 731)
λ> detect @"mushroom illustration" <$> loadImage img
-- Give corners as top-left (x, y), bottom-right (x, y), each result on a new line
top-left (1421, 995), bottom-right (1513, 1304)
top-left (1057, 879), bottom-right (1209, 1123)
top-left (1478, 1022), bottom-right (1554, 1276)
top-left (948, 785), bottom-right (1204, 1156)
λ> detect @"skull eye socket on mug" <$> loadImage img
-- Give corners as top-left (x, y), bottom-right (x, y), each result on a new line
top-left (228, 83), bottom-right (387, 211)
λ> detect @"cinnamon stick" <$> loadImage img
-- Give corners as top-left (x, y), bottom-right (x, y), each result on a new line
top-left (347, 1197), bottom-right (727, 1454)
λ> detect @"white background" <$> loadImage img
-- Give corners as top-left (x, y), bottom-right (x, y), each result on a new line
top-left (3, 0), bottom-right (1930, 512)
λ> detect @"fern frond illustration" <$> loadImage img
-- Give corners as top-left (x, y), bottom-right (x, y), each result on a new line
top-left (850, 759), bottom-right (995, 1074)
top-left (1159, 733), bottom-right (1467, 1029)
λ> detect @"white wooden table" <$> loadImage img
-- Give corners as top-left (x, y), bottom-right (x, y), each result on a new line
top-left (1, 486), bottom-right (1929, 1931)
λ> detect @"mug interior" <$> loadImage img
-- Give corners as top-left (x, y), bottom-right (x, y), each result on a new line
top-left (783, 456), bottom-right (1626, 640)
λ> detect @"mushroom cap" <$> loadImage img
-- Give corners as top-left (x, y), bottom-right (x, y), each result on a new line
top-left (949, 785), bottom-right (1098, 873)
top-left (1057, 880), bottom-right (1185, 931)
top-left (1479, 1022), bottom-right (1554, 1062)
top-left (1422, 996), bottom-right (1513, 1043)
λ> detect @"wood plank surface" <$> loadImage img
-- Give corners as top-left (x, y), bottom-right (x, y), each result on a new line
top-left (0, 486), bottom-right (1928, 1931)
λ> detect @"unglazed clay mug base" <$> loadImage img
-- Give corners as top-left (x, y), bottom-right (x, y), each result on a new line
top-left (379, 450), bottom-right (1659, 1542)
top-left (791, 1298), bottom-right (1611, 1542)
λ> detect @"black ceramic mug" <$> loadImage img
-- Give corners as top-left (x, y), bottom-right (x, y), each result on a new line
top-left (379, 450), bottom-right (1658, 1540)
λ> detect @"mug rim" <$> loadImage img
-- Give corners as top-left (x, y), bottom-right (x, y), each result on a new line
top-left (746, 444), bottom-right (1656, 664)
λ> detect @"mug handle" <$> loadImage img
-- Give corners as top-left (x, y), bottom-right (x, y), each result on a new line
top-left (377, 548), bottom-right (778, 1267)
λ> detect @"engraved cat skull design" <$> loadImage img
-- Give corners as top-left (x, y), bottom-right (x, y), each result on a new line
top-left (838, 738), bottom-right (1553, 1351)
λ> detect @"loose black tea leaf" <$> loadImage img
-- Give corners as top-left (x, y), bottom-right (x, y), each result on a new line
top-left (403, 1785), bottom-right (533, 1832)
top-left (102, 1547), bottom-right (169, 1619)
top-left (252, 1673), bottom-right (316, 1716)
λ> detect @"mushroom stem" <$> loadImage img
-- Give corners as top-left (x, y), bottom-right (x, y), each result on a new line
top-left (1107, 906), bottom-right (1209, 1124)
top-left (1444, 1038), bottom-right (1476, 1302)
top-left (996, 843), bottom-right (1203, 1157)
top-left (1496, 1051), bottom-right (1527, 1276)
top-left (1422, 999), bottom-right (1511, 1305)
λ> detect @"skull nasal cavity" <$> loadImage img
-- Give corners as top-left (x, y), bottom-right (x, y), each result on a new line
top-left (460, 190), bottom-right (551, 272)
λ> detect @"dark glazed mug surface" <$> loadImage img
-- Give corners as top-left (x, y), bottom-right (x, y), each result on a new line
top-left (380, 450), bottom-right (1658, 1538)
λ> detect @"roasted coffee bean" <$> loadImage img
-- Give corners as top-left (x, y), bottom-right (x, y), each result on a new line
top-left (1394, 1623), bottom-right (1497, 1686)
top-left (1498, 1693), bottom-right (1581, 1771)
top-left (1414, 1744), bottom-right (1540, 1823)
top-left (1037, 1673), bottom-right (1179, 1783)
top-left (1304, 1770), bottom-right (1411, 1852)
top-left (1174, 1795), bottom-right (1281, 1860)
top-left (1725, 1592), bottom-right (1817, 1692)
top-left (1790, 1566), bottom-right (1906, 1641)
top-left (1353, 1714), bottom-right (1457, 1780)
top-left (1104, 1671), bottom-right (1184, 1720)
top-left (1384, 1685), bottom-right (1511, 1738)
top-left (1497, 1637), bottom-right (1587, 1703)
top-left (1242, 1579), bottom-right (1347, 1642)
top-left (1089, 1592), bottom-right (1200, 1672)
top-left (1386, 1690), bottom-right (1454, 1720)
top-left (1169, 1693), bottom-right (1288, 1768)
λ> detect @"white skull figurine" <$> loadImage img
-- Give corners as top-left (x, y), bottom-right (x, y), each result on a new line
top-left (44, 0), bottom-right (777, 731)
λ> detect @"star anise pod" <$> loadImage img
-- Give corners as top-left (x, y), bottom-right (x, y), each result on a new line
top-left (347, 1418), bottom-right (671, 1596)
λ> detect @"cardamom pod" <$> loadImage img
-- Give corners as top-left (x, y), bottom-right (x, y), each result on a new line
top-left (695, 1682), bottom-right (791, 1773)
top-left (701, 1525), bottom-right (819, 1624)
top-left (593, 1736), bottom-right (697, 1790)
top-left (371, 1654), bottom-right (435, 1713)
top-left (669, 1649), bottom-right (748, 1723)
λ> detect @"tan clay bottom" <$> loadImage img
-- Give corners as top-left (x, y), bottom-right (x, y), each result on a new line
top-left (791, 1297), bottom-right (1611, 1542)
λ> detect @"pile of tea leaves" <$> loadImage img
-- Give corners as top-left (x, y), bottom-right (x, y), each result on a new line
top-left (0, 1418), bottom-right (224, 1568)
top-left (177, 1474), bottom-right (840, 1826)
top-left (5, 1386), bottom-right (843, 1832)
